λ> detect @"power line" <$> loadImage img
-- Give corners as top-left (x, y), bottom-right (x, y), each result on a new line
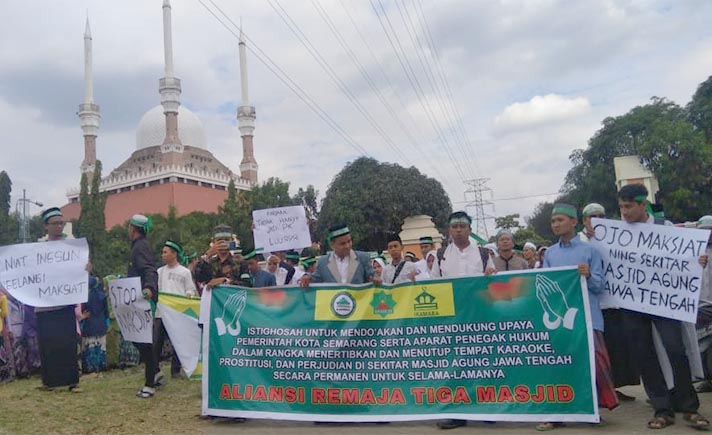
top-left (413, 0), bottom-right (482, 176)
top-left (337, 0), bottom-right (461, 188)
top-left (369, 0), bottom-right (467, 182)
top-left (453, 192), bottom-right (560, 204)
top-left (310, 0), bottom-right (447, 182)
top-left (267, 0), bottom-right (412, 164)
top-left (463, 178), bottom-right (493, 237)
top-left (198, 0), bottom-right (370, 156)
top-left (393, 0), bottom-right (477, 180)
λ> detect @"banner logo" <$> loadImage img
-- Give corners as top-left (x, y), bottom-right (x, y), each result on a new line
top-left (413, 288), bottom-right (438, 316)
top-left (331, 291), bottom-right (356, 318)
top-left (370, 290), bottom-right (395, 317)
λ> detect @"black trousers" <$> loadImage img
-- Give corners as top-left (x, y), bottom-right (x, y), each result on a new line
top-left (153, 318), bottom-right (181, 376)
top-left (622, 310), bottom-right (699, 416)
top-left (134, 342), bottom-right (156, 388)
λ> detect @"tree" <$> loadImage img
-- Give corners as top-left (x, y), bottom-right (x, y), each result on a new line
top-left (563, 97), bottom-right (712, 222)
top-left (525, 202), bottom-right (558, 243)
top-left (76, 161), bottom-right (110, 275)
top-left (512, 227), bottom-right (550, 248)
top-left (0, 171), bottom-right (16, 245)
top-left (494, 214), bottom-right (522, 231)
top-left (218, 179), bottom-right (252, 246)
top-left (0, 171), bottom-right (11, 216)
top-left (688, 75), bottom-right (712, 143)
top-left (294, 185), bottom-right (319, 240)
top-left (318, 157), bottom-right (451, 251)
top-left (247, 177), bottom-right (296, 211)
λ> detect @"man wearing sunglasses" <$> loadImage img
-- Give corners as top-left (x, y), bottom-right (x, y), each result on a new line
top-left (578, 203), bottom-right (606, 242)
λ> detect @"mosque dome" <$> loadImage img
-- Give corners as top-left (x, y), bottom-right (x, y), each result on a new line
top-left (135, 105), bottom-right (207, 150)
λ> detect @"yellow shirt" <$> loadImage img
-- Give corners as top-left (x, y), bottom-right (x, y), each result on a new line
top-left (0, 295), bottom-right (8, 333)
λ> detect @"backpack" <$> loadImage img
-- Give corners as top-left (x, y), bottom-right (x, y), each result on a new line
top-left (436, 243), bottom-right (490, 277)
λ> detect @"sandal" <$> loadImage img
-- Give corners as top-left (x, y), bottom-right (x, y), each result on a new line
top-left (36, 385), bottom-right (54, 391)
top-left (536, 422), bottom-right (565, 431)
top-left (683, 413), bottom-right (710, 430)
top-left (135, 386), bottom-right (155, 398)
top-left (647, 415), bottom-right (674, 430)
top-left (68, 385), bottom-right (82, 393)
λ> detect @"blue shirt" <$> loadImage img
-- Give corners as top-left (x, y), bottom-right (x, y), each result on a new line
top-left (251, 269), bottom-right (277, 287)
top-left (543, 234), bottom-right (605, 332)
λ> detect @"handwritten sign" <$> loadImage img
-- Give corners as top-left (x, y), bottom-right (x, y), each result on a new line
top-left (590, 218), bottom-right (710, 323)
top-left (252, 206), bottom-right (312, 252)
top-left (0, 239), bottom-right (89, 307)
top-left (107, 277), bottom-right (153, 343)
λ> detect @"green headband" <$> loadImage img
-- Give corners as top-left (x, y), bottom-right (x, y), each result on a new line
top-left (551, 204), bottom-right (577, 219)
top-left (213, 231), bottom-right (232, 239)
top-left (448, 217), bottom-right (471, 226)
top-left (130, 215), bottom-right (153, 233)
top-left (42, 209), bottom-right (63, 223)
top-left (419, 237), bottom-right (434, 244)
top-left (327, 227), bottom-right (350, 243)
top-left (285, 253), bottom-right (300, 260)
top-left (164, 240), bottom-right (187, 265)
top-left (634, 195), bottom-right (648, 203)
top-left (243, 247), bottom-right (264, 260)
top-left (301, 257), bottom-right (317, 268)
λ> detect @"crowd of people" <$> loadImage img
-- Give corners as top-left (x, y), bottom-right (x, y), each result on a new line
top-left (1, 182), bottom-right (712, 431)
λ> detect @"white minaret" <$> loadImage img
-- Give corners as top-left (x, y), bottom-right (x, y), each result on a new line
top-left (238, 28), bottom-right (258, 184)
top-left (78, 17), bottom-right (100, 178)
top-left (159, 0), bottom-right (183, 157)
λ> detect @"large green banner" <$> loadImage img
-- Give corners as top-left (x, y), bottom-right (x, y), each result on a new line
top-left (202, 267), bottom-right (598, 422)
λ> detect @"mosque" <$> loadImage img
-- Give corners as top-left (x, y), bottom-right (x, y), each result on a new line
top-left (61, 0), bottom-right (258, 229)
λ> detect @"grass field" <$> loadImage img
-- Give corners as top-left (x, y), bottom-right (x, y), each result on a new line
top-left (0, 366), bottom-right (207, 435)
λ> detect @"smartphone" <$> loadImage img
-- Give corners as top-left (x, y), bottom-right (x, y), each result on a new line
top-left (228, 241), bottom-right (237, 250)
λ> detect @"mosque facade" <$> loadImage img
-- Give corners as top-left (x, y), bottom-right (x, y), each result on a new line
top-left (61, 0), bottom-right (258, 229)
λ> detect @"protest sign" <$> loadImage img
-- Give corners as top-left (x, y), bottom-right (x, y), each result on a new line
top-left (591, 218), bottom-right (710, 323)
top-left (252, 206), bottom-right (311, 252)
top-left (0, 239), bottom-right (89, 307)
top-left (202, 268), bottom-right (598, 423)
top-left (107, 277), bottom-right (153, 343)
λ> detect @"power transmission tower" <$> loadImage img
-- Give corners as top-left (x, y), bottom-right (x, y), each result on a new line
top-left (463, 178), bottom-right (494, 238)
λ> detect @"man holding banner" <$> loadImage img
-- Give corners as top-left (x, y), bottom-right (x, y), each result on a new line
top-left (127, 214), bottom-right (159, 399)
top-left (155, 240), bottom-right (197, 379)
top-left (537, 203), bottom-right (617, 431)
top-left (34, 207), bottom-right (82, 393)
top-left (433, 211), bottom-right (494, 430)
top-left (614, 184), bottom-right (709, 430)
top-left (299, 224), bottom-right (378, 286)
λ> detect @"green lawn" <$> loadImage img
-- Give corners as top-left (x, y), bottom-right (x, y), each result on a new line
top-left (0, 367), bottom-right (207, 435)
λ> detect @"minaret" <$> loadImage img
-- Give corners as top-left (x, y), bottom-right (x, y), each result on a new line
top-left (237, 28), bottom-right (258, 184)
top-left (159, 0), bottom-right (183, 162)
top-left (78, 17), bottom-right (100, 179)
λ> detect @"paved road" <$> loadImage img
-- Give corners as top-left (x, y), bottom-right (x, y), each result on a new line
top-left (197, 385), bottom-right (711, 435)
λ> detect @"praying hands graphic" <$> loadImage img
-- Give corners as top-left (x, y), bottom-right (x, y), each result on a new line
top-left (214, 290), bottom-right (247, 336)
top-left (535, 275), bottom-right (578, 330)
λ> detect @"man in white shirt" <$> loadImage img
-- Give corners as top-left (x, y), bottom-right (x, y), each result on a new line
top-left (300, 224), bottom-right (379, 286)
top-left (431, 211), bottom-right (495, 430)
top-left (382, 235), bottom-right (419, 285)
top-left (267, 255), bottom-right (289, 286)
top-left (430, 211), bottom-right (496, 281)
top-left (155, 240), bottom-right (197, 379)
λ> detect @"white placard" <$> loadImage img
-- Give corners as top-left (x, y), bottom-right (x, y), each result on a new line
top-left (107, 277), bottom-right (153, 343)
top-left (590, 218), bottom-right (710, 323)
top-left (252, 206), bottom-right (312, 252)
top-left (0, 238), bottom-right (89, 307)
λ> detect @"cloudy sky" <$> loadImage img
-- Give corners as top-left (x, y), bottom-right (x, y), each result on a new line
top-left (2, 0), bottom-right (711, 234)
